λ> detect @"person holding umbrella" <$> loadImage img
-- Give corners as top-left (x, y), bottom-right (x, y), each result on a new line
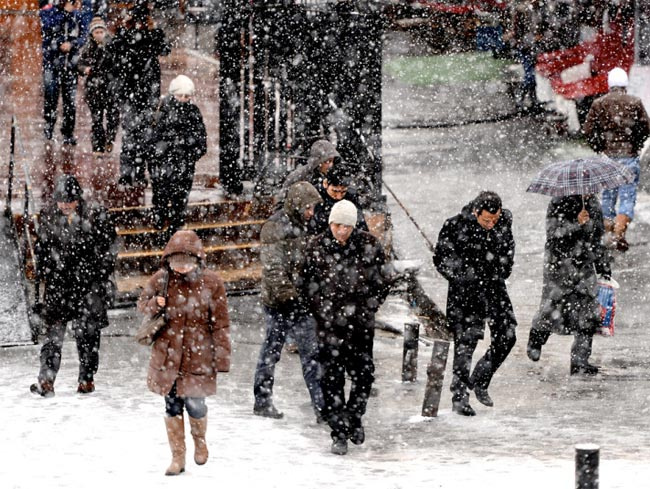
top-left (526, 158), bottom-right (622, 375)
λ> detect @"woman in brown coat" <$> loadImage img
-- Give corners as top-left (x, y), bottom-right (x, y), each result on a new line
top-left (138, 230), bottom-right (231, 476)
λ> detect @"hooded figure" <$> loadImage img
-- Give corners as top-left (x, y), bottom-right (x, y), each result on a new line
top-left (149, 74), bottom-right (207, 235)
top-left (301, 199), bottom-right (392, 455)
top-left (275, 140), bottom-right (340, 206)
top-left (138, 230), bottom-right (231, 476)
top-left (30, 174), bottom-right (117, 398)
top-left (434, 191), bottom-right (516, 416)
top-left (253, 181), bottom-right (325, 421)
top-left (528, 194), bottom-right (611, 375)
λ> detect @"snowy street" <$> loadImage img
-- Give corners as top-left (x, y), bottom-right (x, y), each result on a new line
top-left (2, 26), bottom-right (650, 489)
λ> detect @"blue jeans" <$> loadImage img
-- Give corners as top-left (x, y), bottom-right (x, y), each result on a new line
top-left (601, 157), bottom-right (640, 220)
top-left (253, 305), bottom-right (324, 413)
top-left (165, 382), bottom-right (207, 418)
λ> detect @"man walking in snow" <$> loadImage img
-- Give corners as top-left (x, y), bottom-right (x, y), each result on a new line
top-left (253, 181), bottom-right (324, 420)
top-left (30, 174), bottom-right (117, 397)
top-left (583, 67), bottom-right (650, 252)
top-left (434, 191), bottom-right (517, 416)
top-left (301, 200), bottom-right (391, 455)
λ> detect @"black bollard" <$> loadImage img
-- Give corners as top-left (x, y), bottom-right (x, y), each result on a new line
top-left (575, 444), bottom-right (599, 489)
top-left (402, 322), bottom-right (419, 382)
top-left (421, 340), bottom-right (450, 417)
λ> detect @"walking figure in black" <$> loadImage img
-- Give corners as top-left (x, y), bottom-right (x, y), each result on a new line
top-left (434, 191), bottom-right (517, 416)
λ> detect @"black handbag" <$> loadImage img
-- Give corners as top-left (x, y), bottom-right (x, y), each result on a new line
top-left (135, 271), bottom-right (170, 346)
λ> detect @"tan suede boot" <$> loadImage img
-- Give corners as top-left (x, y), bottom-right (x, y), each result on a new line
top-left (164, 415), bottom-right (186, 476)
top-left (613, 214), bottom-right (632, 252)
top-left (189, 416), bottom-right (209, 465)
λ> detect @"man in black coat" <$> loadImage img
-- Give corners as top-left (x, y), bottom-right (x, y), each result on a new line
top-left (107, 4), bottom-right (170, 186)
top-left (30, 175), bottom-right (118, 397)
top-left (434, 191), bottom-right (516, 416)
top-left (301, 200), bottom-right (391, 455)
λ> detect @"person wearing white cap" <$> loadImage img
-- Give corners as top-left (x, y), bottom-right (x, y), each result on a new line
top-left (583, 67), bottom-right (650, 251)
top-left (148, 74), bottom-right (207, 236)
top-left (301, 199), bottom-right (392, 455)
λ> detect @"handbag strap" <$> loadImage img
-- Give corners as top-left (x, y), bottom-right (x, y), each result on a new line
top-left (160, 270), bottom-right (170, 307)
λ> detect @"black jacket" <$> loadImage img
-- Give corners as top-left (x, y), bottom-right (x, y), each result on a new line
top-left (434, 203), bottom-right (516, 337)
top-left (107, 26), bottom-right (170, 107)
top-left (301, 228), bottom-right (391, 345)
top-left (77, 35), bottom-right (114, 104)
top-left (150, 95), bottom-right (207, 182)
top-left (533, 195), bottom-right (611, 334)
top-left (35, 200), bottom-right (117, 324)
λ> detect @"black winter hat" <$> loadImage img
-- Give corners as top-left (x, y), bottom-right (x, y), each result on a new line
top-left (53, 174), bottom-right (83, 202)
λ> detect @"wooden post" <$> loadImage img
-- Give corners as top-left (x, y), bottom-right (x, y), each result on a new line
top-left (402, 322), bottom-right (419, 382)
top-left (576, 444), bottom-right (599, 489)
top-left (421, 340), bottom-right (450, 417)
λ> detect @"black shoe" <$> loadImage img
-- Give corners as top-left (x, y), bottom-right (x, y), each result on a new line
top-left (452, 400), bottom-right (476, 416)
top-left (62, 136), bottom-right (77, 146)
top-left (30, 381), bottom-right (55, 398)
top-left (473, 386), bottom-right (494, 407)
top-left (253, 404), bottom-right (284, 419)
top-left (570, 363), bottom-right (600, 376)
top-left (331, 438), bottom-right (348, 455)
top-left (527, 337), bottom-right (542, 362)
top-left (349, 424), bottom-right (365, 445)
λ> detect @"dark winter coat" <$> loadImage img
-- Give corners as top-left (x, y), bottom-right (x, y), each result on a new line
top-left (150, 95), bottom-right (207, 183)
top-left (434, 203), bottom-right (516, 339)
top-left (138, 230), bottom-right (231, 398)
top-left (77, 34), bottom-right (114, 104)
top-left (35, 199), bottom-right (117, 325)
top-left (583, 88), bottom-right (650, 158)
top-left (107, 26), bottom-right (170, 107)
top-left (40, 4), bottom-right (85, 70)
top-left (311, 190), bottom-right (368, 235)
top-left (533, 195), bottom-right (611, 335)
top-left (260, 182), bottom-right (323, 308)
top-left (301, 228), bottom-right (391, 346)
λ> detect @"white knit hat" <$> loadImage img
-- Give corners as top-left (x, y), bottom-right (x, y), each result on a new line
top-left (608, 67), bottom-right (628, 88)
top-left (169, 75), bottom-right (195, 96)
top-left (328, 199), bottom-right (357, 227)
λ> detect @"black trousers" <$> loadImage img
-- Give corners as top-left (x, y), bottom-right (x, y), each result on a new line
top-left (450, 320), bottom-right (516, 402)
top-left (151, 174), bottom-right (193, 234)
top-left (86, 93), bottom-right (119, 153)
top-left (43, 64), bottom-right (78, 139)
top-left (38, 287), bottom-right (107, 385)
top-left (119, 100), bottom-right (155, 184)
top-left (320, 336), bottom-right (374, 441)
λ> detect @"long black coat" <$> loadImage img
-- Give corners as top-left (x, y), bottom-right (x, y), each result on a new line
top-left (301, 229), bottom-right (391, 347)
top-left (434, 204), bottom-right (516, 339)
top-left (35, 200), bottom-right (117, 325)
top-left (107, 26), bottom-right (170, 108)
top-left (77, 35), bottom-right (114, 105)
top-left (150, 95), bottom-right (207, 183)
top-left (533, 195), bottom-right (611, 335)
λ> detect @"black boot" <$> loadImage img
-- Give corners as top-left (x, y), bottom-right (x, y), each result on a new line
top-left (253, 403), bottom-right (284, 419)
top-left (331, 437), bottom-right (348, 455)
top-left (527, 330), bottom-right (546, 362)
top-left (348, 417), bottom-right (365, 445)
top-left (570, 332), bottom-right (598, 375)
top-left (570, 363), bottom-right (600, 375)
top-left (452, 397), bottom-right (476, 416)
top-left (473, 386), bottom-right (493, 407)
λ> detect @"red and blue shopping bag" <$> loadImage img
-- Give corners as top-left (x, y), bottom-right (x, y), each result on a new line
top-left (596, 279), bottom-right (617, 336)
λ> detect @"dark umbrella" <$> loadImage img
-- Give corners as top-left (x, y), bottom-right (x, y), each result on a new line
top-left (526, 157), bottom-right (635, 197)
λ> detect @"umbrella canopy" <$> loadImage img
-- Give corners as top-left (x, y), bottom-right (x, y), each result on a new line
top-left (526, 157), bottom-right (636, 197)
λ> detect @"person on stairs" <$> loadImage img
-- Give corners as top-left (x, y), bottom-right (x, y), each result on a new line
top-left (138, 230), bottom-right (231, 476)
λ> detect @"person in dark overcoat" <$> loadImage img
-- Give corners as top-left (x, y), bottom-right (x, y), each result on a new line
top-left (149, 75), bottom-right (207, 235)
top-left (138, 230), bottom-right (231, 476)
top-left (301, 200), bottom-right (391, 455)
top-left (107, 4), bottom-right (170, 185)
top-left (77, 16), bottom-right (119, 155)
top-left (434, 191), bottom-right (516, 416)
top-left (30, 174), bottom-right (117, 397)
top-left (527, 194), bottom-right (611, 375)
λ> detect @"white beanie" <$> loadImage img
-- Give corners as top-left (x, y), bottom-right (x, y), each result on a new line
top-left (169, 75), bottom-right (195, 96)
top-left (329, 199), bottom-right (357, 227)
top-left (608, 67), bottom-right (628, 88)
